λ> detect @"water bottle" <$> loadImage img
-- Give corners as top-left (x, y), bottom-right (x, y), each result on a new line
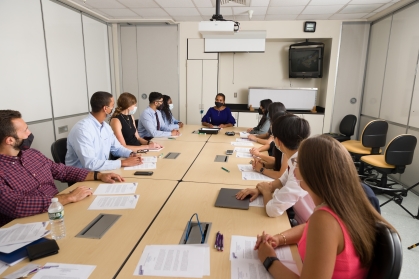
top-left (48, 198), bottom-right (66, 240)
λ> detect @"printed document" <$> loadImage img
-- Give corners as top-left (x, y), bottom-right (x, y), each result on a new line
top-left (141, 156), bottom-right (158, 163)
top-left (231, 260), bottom-right (273, 279)
top-left (249, 196), bottom-right (264, 207)
top-left (133, 245), bottom-right (207, 278)
top-left (242, 172), bottom-right (274, 181)
top-left (0, 223), bottom-right (47, 246)
top-left (234, 147), bottom-right (251, 153)
top-left (93, 183), bottom-right (138, 195)
top-left (32, 263), bottom-right (96, 279)
top-left (0, 261), bottom-right (8, 275)
top-left (0, 224), bottom-right (49, 254)
top-left (236, 152), bottom-right (253, 158)
top-left (124, 163), bottom-right (156, 170)
top-left (237, 165), bottom-right (254, 172)
top-left (88, 195), bottom-right (139, 210)
top-left (239, 132), bottom-right (250, 138)
top-left (148, 147), bottom-right (164, 152)
top-left (236, 138), bottom-right (251, 142)
top-left (231, 142), bottom-right (254, 147)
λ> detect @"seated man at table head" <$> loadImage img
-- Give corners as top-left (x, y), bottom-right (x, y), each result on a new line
top-left (159, 94), bottom-right (183, 129)
top-left (254, 135), bottom-right (396, 279)
top-left (236, 114), bottom-right (315, 223)
top-left (0, 110), bottom-right (124, 227)
top-left (201, 93), bottom-right (236, 128)
top-left (66, 91), bottom-right (142, 171)
top-left (137, 92), bottom-right (180, 140)
top-left (110, 92), bottom-right (162, 152)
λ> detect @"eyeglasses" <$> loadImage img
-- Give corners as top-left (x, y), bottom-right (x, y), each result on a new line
top-left (291, 158), bottom-right (298, 167)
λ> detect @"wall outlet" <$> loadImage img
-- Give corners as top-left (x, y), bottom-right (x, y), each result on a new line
top-left (234, 92), bottom-right (237, 98)
top-left (58, 125), bottom-right (68, 134)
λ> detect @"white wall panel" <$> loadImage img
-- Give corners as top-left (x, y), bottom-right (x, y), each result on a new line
top-left (202, 60), bottom-right (218, 114)
top-left (82, 15), bottom-right (111, 102)
top-left (42, 0), bottom-right (88, 118)
top-left (409, 58), bottom-right (419, 129)
top-left (380, 3), bottom-right (419, 125)
top-left (362, 17), bottom-right (392, 118)
top-left (188, 39), bottom-right (217, 60)
top-left (0, 0), bottom-right (52, 122)
top-left (186, 60), bottom-right (202, 125)
top-left (28, 121), bottom-right (55, 161)
top-left (54, 114), bottom-right (89, 140)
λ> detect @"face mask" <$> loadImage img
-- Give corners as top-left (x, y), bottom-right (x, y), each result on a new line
top-left (274, 139), bottom-right (282, 152)
top-left (258, 108), bottom-right (263, 115)
top-left (128, 106), bottom-right (137, 115)
top-left (14, 133), bottom-right (34, 151)
top-left (106, 107), bottom-right (115, 117)
top-left (215, 102), bottom-right (223, 108)
top-left (169, 104), bottom-right (174, 110)
top-left (156, 105), bottom-right (162, 110)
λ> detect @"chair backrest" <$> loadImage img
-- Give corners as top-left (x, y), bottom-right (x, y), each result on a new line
top-left (361, 120), bottom-right (388, 148)
top-left (368, 222), bottom-right (402, 279)
top-left (339, 114), bottom-right (357, 137)
top-left (51, 138), bottom-right (67, 164)
top-left (384, 134), bottom-right (417, 166)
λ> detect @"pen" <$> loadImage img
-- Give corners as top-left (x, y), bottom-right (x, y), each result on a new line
top-left (215, 231), bottom-right (220, 249)
top-left (220, 234), bottom-right (224, 251)
top-left (221, 167), bottom-right (230, 173)
top-left (168, 137), bottom-right (176, 139)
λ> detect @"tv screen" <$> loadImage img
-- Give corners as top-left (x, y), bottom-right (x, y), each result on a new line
top-left (289, 47), bottom-right (323, 78)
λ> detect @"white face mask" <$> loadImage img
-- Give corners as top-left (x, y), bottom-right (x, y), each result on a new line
top-left (128, 106), bottom-right (137, 115)
top-left (169, 104), bottom-right (174, 110)
top-left (274, 139), bottom-right (282, 152)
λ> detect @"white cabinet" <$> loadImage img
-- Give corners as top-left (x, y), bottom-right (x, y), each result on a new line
top-left (237, 112), bottom-right (260, 128)
top-left (186, 60), bottom-right (218, 125)
top-left (300, 114), bottom-right (324, 137)
top-left (232, 112), bottom-right (239, 126)
top-left (187, 39), bottom-right (218, 60)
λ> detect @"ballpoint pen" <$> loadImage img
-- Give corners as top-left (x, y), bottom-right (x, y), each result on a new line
top-left (221, 167), bottom-right (230, 173)
top-left (220, 234), bottom-right (224, 251)
top-left (215, 231), bottom-right (220, 249)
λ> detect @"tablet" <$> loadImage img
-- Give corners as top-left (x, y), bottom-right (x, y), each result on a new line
top-left (214, 188), bottom-right (250, 210)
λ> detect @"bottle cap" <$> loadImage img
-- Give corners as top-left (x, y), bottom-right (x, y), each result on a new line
top-left (51, 198), bottom-right (58, 202)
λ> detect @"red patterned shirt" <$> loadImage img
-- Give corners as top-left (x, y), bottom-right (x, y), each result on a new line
top-left (0, 148), bottom-right (89, 227)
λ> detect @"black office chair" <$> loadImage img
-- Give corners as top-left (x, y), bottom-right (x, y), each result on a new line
top-left (324, 114), bottom-right (357, 142)
top-left (51, 138), bottom-right (67, 164)
top-left (368, 222), bottom-right (402, 279)
top-left (135, 119), bottom-right (139, 127)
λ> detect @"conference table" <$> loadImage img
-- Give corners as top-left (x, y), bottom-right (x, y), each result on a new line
top-left (1, 124), bottom-right (302, 279)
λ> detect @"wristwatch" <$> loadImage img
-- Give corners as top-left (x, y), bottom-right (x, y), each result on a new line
top-left (93, 171), bottom-right (99, 181)
top-left (259, 167), bottom-right (265, 174)
top-left (263, 256), bottom-right (279, 272)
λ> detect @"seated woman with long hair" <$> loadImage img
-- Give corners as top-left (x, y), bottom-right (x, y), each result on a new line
top-left (160, 95), bottom-right (183, 129)
top-left (247, 99), bottom-right (272, 134)
top-left (254, 135), bottom-right (396, 279)
top-left (110, 92), bottom-right (162, 152)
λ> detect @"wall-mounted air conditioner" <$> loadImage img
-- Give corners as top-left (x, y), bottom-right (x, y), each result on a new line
top-left (203, 30), bottom-right (266, 53)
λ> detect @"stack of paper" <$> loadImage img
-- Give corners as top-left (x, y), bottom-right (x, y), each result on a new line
top-left (231, 142), bottom-right (254, 147)
top-left (0, 222), bottom-right (50, 272)
top-left (234, 147), bottom-right (252, 158)
top-left (124, 162), bottom-right (156, 170)
top-left (241, 172), bottom-right (274, 181)
top-left (237, 164), bottom-right (254, 172)
top-left (133, 245), bottom-right (210, 278)
top-left (89, 183), bottom-right (140, 210)
top-left (229, 236), bottom-right (300, 279)
top-left (239, 132), bottom-right (250, 138)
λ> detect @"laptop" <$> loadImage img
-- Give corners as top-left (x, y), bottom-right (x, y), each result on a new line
top-left (214, 188), bottom-right (250, 210)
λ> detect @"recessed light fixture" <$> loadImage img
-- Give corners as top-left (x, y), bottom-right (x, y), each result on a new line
top-left (304, 21), bottom-right (316, 33)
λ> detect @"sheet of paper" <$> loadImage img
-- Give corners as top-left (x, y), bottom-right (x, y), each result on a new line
top-left (148, 147), bottom-right (164, 152)
top-left (0, 222), bottom-right (47, 246)
top-left (231, 142), bottom-right (254, 147)
top-left (236, 152), bottom-right (253, 158)
top-left (141, 156), bottom-right (158, 163)
top-left (0, 261), bottom-right (9, 275)
top-left (88, 195), bottom-right (139, 210)
top-left (168, 133), bottom-right (182, 138)
top-left (188, 244), bottom-right (210, 276)
top-left (231, 260), bottom-right (273, 279)
top-left (3, 263), bottom-right (39, 279)
top-left (234, 147), bottom-right (251, 153)
top-left (242, 172), bottom-right (274, 181)
top-left (249, 196), bottom-right (264, 207)
top-left (0, 225), bottom-right (49, 254)
top-left (236, 138), bottom-right (251, 142)
top-left (124, 162), bottom-right (156, 170)
top-left (239, 132), bottom-right (250, 138)
top-left (237, 164), bottom-right (254, 172)
top-left (230, 236), bottom-right (259, 261)
top-left (32, 263), bottom-right (96, 279)
top-left (93, 183), bottom-right (138, 195)
top-left (275, 246), bottom-right (300, 275)
top-left (133, 245), bottom-right (206, 278)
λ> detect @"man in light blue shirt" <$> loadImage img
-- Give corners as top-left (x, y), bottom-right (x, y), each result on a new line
top-left (66, 91), bottom-right (143, 171)
top-left (137, 92), bottom-right (180, 140)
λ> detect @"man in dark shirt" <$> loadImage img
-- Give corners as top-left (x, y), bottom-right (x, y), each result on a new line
top-left (0, 110), bottom-right (124, 227)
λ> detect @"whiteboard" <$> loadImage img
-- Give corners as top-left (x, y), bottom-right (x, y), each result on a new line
top-left (248, 88), bottom-right (317, 110)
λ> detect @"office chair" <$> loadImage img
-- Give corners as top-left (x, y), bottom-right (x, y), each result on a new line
top-left (341, 119), bottom-right (388, 175)
top-left (324, 114), bottom-right (357, 142)
top-left (51, 138), bottom-right (68, 164)
top-left (367, 222), bottom-right (402, 279)
top-left (135, 119), bottom-right (139, 127)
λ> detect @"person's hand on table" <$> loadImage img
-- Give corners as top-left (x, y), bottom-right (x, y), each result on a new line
top-left (219, 124), bottom-right (226, 128)
top-left (121, 156), bottom-right (142, 167)
top-left (66, 186), bottom-right (93, 203)
top-left (178, 122), bottom-right (184, 128)
top-left (254, 231), bottom-right (280, 250)
top-left (257, 182), bottom-right (272, 194)
top-left (253, 159), bottom-right (264, 171)
top-left (207, 124), bottom-right (214, 128)
top-left (246, 128), bottom-right (252, 133)
top-left (148, 142), bottom-right (162, 149)
top-left (235, 188), bottom-right (260, 202)
top-left (256, 232), bottom-right (277, 262)
top-left (171, 130), bottom-right (180, 136)
top-left (98, 173), bottom-right (124, 183)
top-left (250, 147), bottom-right (260, 157)
top-left (248, 134), bottom-right (257, 142)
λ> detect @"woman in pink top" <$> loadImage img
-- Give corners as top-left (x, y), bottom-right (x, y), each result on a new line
top-left (254, 135), bottom-right (396, 279)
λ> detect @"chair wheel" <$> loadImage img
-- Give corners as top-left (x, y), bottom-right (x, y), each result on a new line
top-left (394, 196), bottom-right (403, 205)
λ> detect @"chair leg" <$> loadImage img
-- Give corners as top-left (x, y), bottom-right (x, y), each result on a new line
top-left (379, 182), bottom-right (419, 219)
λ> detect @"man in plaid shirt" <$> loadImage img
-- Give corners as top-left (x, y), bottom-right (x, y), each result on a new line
top-left (0, 110), bottom-right (124, 227)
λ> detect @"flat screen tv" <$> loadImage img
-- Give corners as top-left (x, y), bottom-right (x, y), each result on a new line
top-left (289, 47), bottom-right (323, 78)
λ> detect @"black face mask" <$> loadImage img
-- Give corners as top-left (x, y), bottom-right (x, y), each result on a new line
top-left (215, 102), bottom-right (223, 108)
top-left (156, 105), bottom-right (162, 110)
top-left (258, 108), bottom-right (263, 115)
top-left (16, 133), bottom-right (34, 151)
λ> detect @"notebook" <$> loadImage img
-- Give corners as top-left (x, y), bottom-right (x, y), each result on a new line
top-left (214, 188), bottom-right (250, 210)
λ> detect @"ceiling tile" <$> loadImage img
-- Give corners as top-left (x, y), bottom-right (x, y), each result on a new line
top-left (340, 4), bottom-right (383, 13)
top-left (70, 0), bottom-right (95, 8)
top-left (76, 0), bottom-right (126, 9)
top-left (98, 8), bottom-right (139, 16)
top-left (193, 0), bottom-right (213, 7)
top-left (155, 0), bottom-right (195, 8)
top-left (373, 2), bottom-right (394, 13)
top-left (198, 7), bottom-right (233, 15)
top-left (349, 0), bottom-right (390, 3)
top-left (250, 0), bottom-right (270, 6)
top-left (131, 8), bottom-right (169, 17)
top-left (269, 0), bottom-right (310, 6)
top-left (302, 5), bottom-right (344, 14)
top-left (173, 15), bottom-right (204, 21)
top-left (363, 12), bottom-right (377, 18)
top-left (265, 14), bottom-right (298, 20)
top-left (235, 15), bottom-right (265, 21)
top-left (267, 6), bottom-right (305, 14)
top-left (117, 0), bottom-right (159, 8)
top-left (90, 8), bottom-right (113, 17)
top-left (297, 14), bottom-right (332, 20)
top-left (233, 7), bottom-right (267, 15)
top-left (309, 0), bottom-right (350, 4)
top-left (329, 13), bottom-right (368, 19)
top-left (165, 7), bottom-right (201, 16)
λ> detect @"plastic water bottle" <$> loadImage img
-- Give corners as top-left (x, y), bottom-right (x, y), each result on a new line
top-left (48, 198), bottom-right (66, 240)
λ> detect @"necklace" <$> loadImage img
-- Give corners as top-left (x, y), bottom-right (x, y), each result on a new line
top-left (314, 202), bottom-right (327, 210)
top-left (120, 113), bottom-right (131, 128)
